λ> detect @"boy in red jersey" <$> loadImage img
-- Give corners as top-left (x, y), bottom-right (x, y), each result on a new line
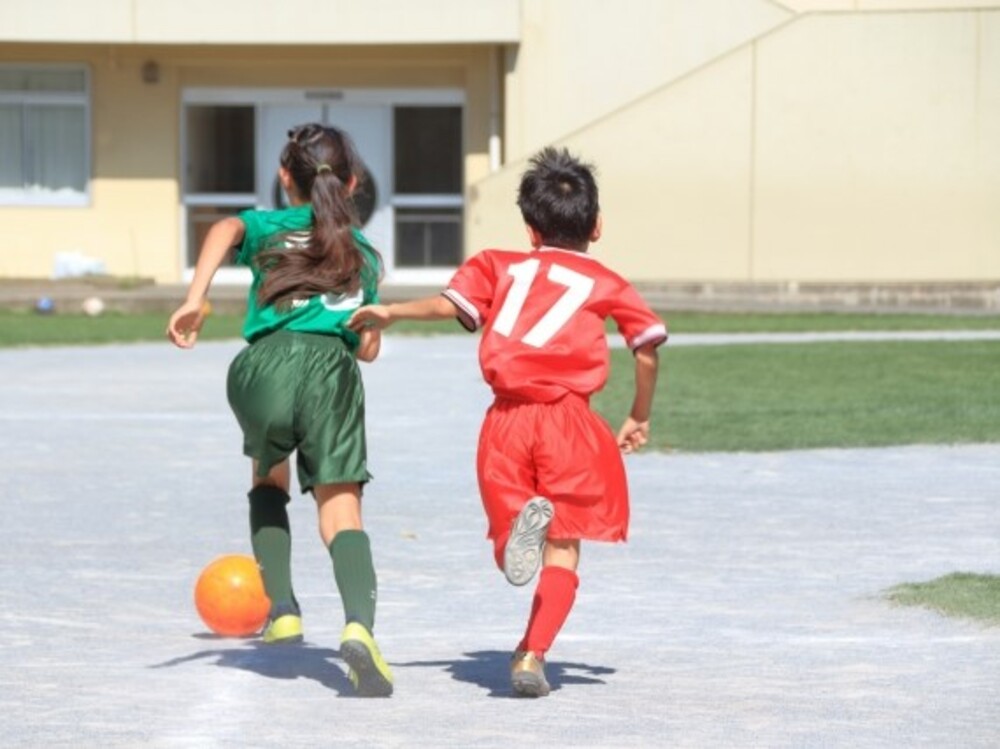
top-left (349, 147), bottom-right (665, 697)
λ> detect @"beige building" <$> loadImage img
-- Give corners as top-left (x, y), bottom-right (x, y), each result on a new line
top-left (2, 0), bottom-right (998, 305)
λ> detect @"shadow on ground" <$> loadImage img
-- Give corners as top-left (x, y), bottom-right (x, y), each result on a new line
top-left (150, 637), bottom-right (358, 696)
top-left (396, 650), bottom-right (616, 697)
top-left (151, 642), bottom-right (615, 699)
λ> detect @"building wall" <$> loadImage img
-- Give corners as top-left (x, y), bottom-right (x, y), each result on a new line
top-left (780, 1), bottom-right (998, 10)
top-left (502, 0), bottom-right (792, 161)
top-left (0, 0), bottom-right (520, 44)
top-left (753, 11), bottom-right (1000, 281)
top-left (3, 1), bottom-right (998, 286)
top-left (1, 44), bottom-right (181, 280)
top-left (470, 6), bottom-right (1000, 283)
top-left (0, 43), bottom-right (496, 281)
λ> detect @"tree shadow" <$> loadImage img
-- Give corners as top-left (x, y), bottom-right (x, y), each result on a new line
top-left (149, 634), bottom-right (358, 697)
top-left (396, 650), bottom-right (615, 698)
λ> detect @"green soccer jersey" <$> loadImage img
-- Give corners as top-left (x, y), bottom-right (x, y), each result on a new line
top-left (235, 205), bottom-right (380, 348)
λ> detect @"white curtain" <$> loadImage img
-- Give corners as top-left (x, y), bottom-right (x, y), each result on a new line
top-left (0, 104), bottom-right (23, 189)
top-left (26, 105), bottom-right (86, 194)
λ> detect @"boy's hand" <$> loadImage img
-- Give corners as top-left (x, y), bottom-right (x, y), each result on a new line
top-left (348, 304), bottom-right (392, 331)
top-left (166, 300), bottom-right (210, 348)
top-left (617, 417), bottom-right (650, 454)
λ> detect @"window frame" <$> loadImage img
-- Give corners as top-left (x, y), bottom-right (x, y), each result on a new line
top-left (0, 63), bottom-right (91, 207)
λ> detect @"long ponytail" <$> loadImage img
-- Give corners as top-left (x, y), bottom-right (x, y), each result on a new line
top-left (256, 124), bottom-right (382, 309)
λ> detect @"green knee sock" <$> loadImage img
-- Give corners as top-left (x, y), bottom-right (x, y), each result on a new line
top-left (329, 530), bottom-right (377, 631)
top-left (248, 485), bottom-right (298, 617)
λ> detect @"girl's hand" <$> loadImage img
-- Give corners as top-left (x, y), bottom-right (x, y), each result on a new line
top-left (167, 300), bottom-right (210, 348)
top-left (616, 417), bottom-right (650, 454)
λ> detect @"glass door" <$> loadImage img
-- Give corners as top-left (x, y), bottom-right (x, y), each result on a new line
top-left (258, 103), bottom-right (391, 260)
top-left (181, 88), bottom-right (463, 284)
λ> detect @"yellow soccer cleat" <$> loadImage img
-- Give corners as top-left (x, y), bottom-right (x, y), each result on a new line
top-left (261, 614), bottom-right (303, 644)
top-left (340, 622), bottom-right (394, 697)
top-left (510, 650), bottom-right (551, 697)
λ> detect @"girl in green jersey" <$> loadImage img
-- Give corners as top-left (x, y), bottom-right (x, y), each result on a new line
top-left (167, 123), bottom-right (393, 697)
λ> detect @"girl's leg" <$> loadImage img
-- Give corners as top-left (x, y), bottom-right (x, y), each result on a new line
top-left (314, 481), bottom-right (376, 630)
top-left (315, 481), bottom-right (393, 697)
top-left (314, 481), bottom-right (362, 545)
top-left (248, 460), bottom-right (302, 642)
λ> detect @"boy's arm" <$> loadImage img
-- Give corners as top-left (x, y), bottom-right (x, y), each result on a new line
top-left (348, 294), bottom-right (461, 331)
top-left (616, 343), bottom-right (660, 453)
top-left (167, 216), bottom-right (245, 348)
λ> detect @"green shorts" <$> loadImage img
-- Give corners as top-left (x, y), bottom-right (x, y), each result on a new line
top-left (227, 330), bottom-right (369, 494)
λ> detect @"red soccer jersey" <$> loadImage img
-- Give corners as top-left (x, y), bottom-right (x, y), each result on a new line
top-left (444, 247), bottom-right (667, 402)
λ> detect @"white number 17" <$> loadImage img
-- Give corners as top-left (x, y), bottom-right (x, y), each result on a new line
top-left (492, 259), bottom-right (595, 347)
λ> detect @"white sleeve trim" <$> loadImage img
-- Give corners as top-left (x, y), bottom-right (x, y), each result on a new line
top-left (629, 324), bottom-right (668, 350)
top-left (442, 288), bottom-right (482, 331)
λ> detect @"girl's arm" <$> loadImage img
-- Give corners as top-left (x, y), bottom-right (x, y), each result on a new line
top-left (166, 217), bottom-right (245, 348)
top-left (355, 327), bottom-right (381, 362)
top-left (348, 294), bottom-right (459, 331)
top-left (616, 343), bottom-right (660, 453)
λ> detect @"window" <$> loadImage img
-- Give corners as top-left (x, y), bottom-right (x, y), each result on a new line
top-left (395, 207), bottom-right (463, 267)
top-left (394, 106), bottom-right (462, 194)
top-left (183, 105), bottom-right (255, 266)
top-left (185, 105), bottom-right (255, 194)
top-left (0, 65), bottom-right (89, 205)
top-left (393, 106), bottom-right (463, 268)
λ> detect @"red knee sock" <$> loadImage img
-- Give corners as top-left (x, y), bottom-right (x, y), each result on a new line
top-left (517, 565), bottom-right (579, 658)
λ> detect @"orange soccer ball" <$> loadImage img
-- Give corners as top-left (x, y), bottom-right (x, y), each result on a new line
top-left (194, 554), bottom-right (270, 637)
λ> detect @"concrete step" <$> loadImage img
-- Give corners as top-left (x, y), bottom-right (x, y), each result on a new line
top-left (1, 278), bottom-right (998, 315)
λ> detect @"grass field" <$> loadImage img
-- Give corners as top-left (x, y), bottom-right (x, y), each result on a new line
top-left (2, 308), bottom-right (1000, 348)
top-left (886, 573), bottom-right (1000, 625)
top-left (594, 340), bottom-right (1000, 452)
top-left (3, 309), bottom-right (999, 453)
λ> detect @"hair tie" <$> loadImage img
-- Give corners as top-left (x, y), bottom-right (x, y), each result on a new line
top-left (316, 164), bottom-right (332, 174)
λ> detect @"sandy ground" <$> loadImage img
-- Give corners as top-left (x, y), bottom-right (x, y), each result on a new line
top-left (1, 335), bottom-right (998, 748)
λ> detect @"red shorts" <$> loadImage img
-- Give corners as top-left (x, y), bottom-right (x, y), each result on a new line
top-left (477, 394), bottom-right (630, 553)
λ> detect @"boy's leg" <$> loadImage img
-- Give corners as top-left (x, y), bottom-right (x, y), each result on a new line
top-left (477, 401), bottom-right (546, 582)
top-left (518, 543), bottom-right (580, 655)
top-left (502, 496), bottom-right (555, 586)
top-left (512, 540), bottom-right (581, 698)
top-left (315, 483), bottom-right (393, 697)
top-left (249, 460), bottom-right (303, 644)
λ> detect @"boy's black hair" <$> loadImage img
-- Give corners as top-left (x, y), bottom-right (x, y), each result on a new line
top-left (516, 146), bottom-right (599, 249)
